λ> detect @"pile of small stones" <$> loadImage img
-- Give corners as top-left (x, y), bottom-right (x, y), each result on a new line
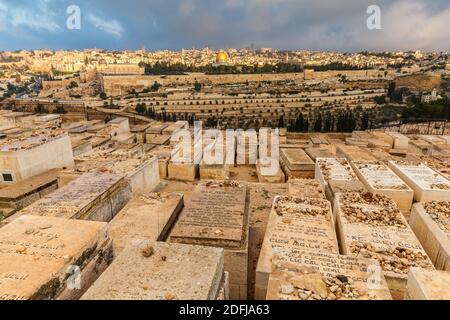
top-left (274, 196), bottom-right (328, 217)
top-left (140, 192), bottom-right (170, 204)
top-left (319, 159), bottom-right (356, 181)
top-left (423, 201), bottom-right (450, 232)
top-left (351, 242), bottom-right (432, 274)
top-left (373, 184), bottom-right (408, 190)
top-left (430, 183), bottom-right (450, 190)
top-left (341, 193), bottom-right (405, 228)
top-left (279, 274), bottom-right (374, 300)
top-left (205, 180), bottom-right (242, 188)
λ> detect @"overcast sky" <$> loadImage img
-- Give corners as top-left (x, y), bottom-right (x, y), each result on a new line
top-left (0, 0), bottom-right (449, 52)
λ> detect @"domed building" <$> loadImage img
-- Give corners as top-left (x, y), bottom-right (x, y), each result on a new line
top-left (214, 51), bottom-right (230, 66)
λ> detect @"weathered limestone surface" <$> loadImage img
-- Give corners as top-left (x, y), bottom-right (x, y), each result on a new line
top-left (255, 162), bottom-right (285, 184)
top-left (305, 147), bottom-right (334, 161)
top-left (170, 181), bottom-right (249, 300)
top-left (266, 252), bottom-right (392, 300)
top-left (4, 173), bottom-right (131, 225)
top-left (406, 268), bottom-right (450, 300)
top-left (108, 192), bottom-right (184, 255)
top-left (351, 161), bottom-right (414, 213)
top-left (328, 180), bottom-right (368, 200)
top-left (336, 145), bottom-right (377, 162)
top-left (315, 158), bottom-right (358, 188)
top-left (0, 169), bottom-right (60, 219)
top-left (315, 158), bottom-right (360, 204)
top-left (288, 179), bottom-right (326, 199)
top-left (200, 163), bottom-right (230, 180)
top-left (168, 163), bottom-right (198, 182)
top-left (409, 202), bottom-right (450, 271)
top-left (334, 192), bottom-right (435, 299)
top-left (247, 183), bottom-right (288, 300)
top-left (82, 241), bottom-right (224, 300)
top-left (388, 161), bottom-right (450, 202)
top-left (0, 215), bottom-right (110, 300)
top-left (386, 132), bottom-right (409, 150)
top-left (255, 196), bottom-right (339, 299)
top-left (280, 148), bottom-right (315, 171)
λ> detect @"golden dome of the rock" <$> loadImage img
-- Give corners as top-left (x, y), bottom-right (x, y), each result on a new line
top-left (216, 51), bottom-right (229, 63)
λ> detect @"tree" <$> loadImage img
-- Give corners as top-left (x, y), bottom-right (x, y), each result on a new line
top-left (67, 81), bottom-right (78, 89)
top-left (53, 105), bottom-right (66, 114)
top-left (194, 81), bottom-right (202, 92)
top-left (99, 92), bottom-right (107, 100)
top-left (150, 81), bottom-right (162, 92)
top-left (35, 103), bottom-right (48, 114)
top-left (135, 103), bottom-right (146, 115)
top-left (314, 114), bottom-right (323, 132)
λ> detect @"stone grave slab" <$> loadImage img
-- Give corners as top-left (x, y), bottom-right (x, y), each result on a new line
top-left (266, 252), bottom-right (392, 300)
top-left (247, 183), bottom-right (288, 300)
top-left (305, 147), bottom-right (334, 161)
top-left (255, 162), bottom-right (285, 184)
top-left (336, 145), bottom-right (377, 162)
top-left (288, 179), bottom-right (326, 199)
top-left (315, 158), bottom-right (359, 203)
top-left (388, 161), bottom-right (450, 202)
top-left (409, 202), bottom-right (450, 271)
top-left (255, 196), bottom-right (339, 299)
top-left (108, 192), bottom-right (184, 255)
top-left (0, 215), bottom-right (110, 300)
top-left (406, 268), bottom-right (450, 300)
top-left (351, 161), bottom-right (414, 213)
top-left (81, 241), bottom-right (224, 300)
top-left (4, 173), bottom-right (131, 225)
top-left (280, 148), bottom-right (315, 171)
top-left (170, 180), bottom-right (249, 300)
top-left (334, 192), bottom-right (435, 299)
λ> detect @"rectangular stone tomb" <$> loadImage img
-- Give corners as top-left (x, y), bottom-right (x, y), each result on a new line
top-left (266, 252), bottom-right (392, 300)
top-left (406, 268), bottom-right (450, 300)
top-left (388, 161), bottom-right (450, 202)
top-left (288, 179), bottom-right (326, 199)
top-left (255, 196), bottom-right (339, 300)
top-left (108, 192), bottom-right (184, 255)
top-left (0, 215), bottom-right (112, 300)
top-left (327, 180), bottom-right (368, 201)
top-left (4, 173), bottom-right (131, 225)
top-left (280, 148), bottom-right (315, 172)
top-left (255, 161), bottom-right (285, 184)
top-left (200, 140), bottom-right (230, 180)
top-left (315, 158), bottom-right (359, 202)
top-left (280, 148), bottom-right (314, 179)
top-left (409, 202), bottom-right (450, 271)
top-left (149, 145), bottom-right (172, 179)
top-left (351, 161), bottom-right (414, 213)
top-left (334, 192), bottom-right (435, 299)
top-left (247, 183), bottom-right (288, 300)
top-left (0, 168), bottom-right (60, 219)
top-left (81, 241), bottom-right (225, 300)
top-left (336, 145), bottom-right (377, 162)
top-left (170, 181), bottom-right (249, 300)
top-left (168, 145), bottom-right (201, 182)
top-left (200, 162), bottom-right (230, 180)
top-left (305, 147), bottom-right (334, 161)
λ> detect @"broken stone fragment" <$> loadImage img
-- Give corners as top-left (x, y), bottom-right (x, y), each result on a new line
top-left (141, 246), bottom-right (154, 258)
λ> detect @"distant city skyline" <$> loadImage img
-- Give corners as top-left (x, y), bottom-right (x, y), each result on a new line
top-left (0, 0), bottom-right (449, 52)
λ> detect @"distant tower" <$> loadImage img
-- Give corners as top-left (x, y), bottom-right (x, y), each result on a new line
top-left (181, 48), bottom-right (185, 65)
top-left (285, 52), bottom-right (289, 63)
